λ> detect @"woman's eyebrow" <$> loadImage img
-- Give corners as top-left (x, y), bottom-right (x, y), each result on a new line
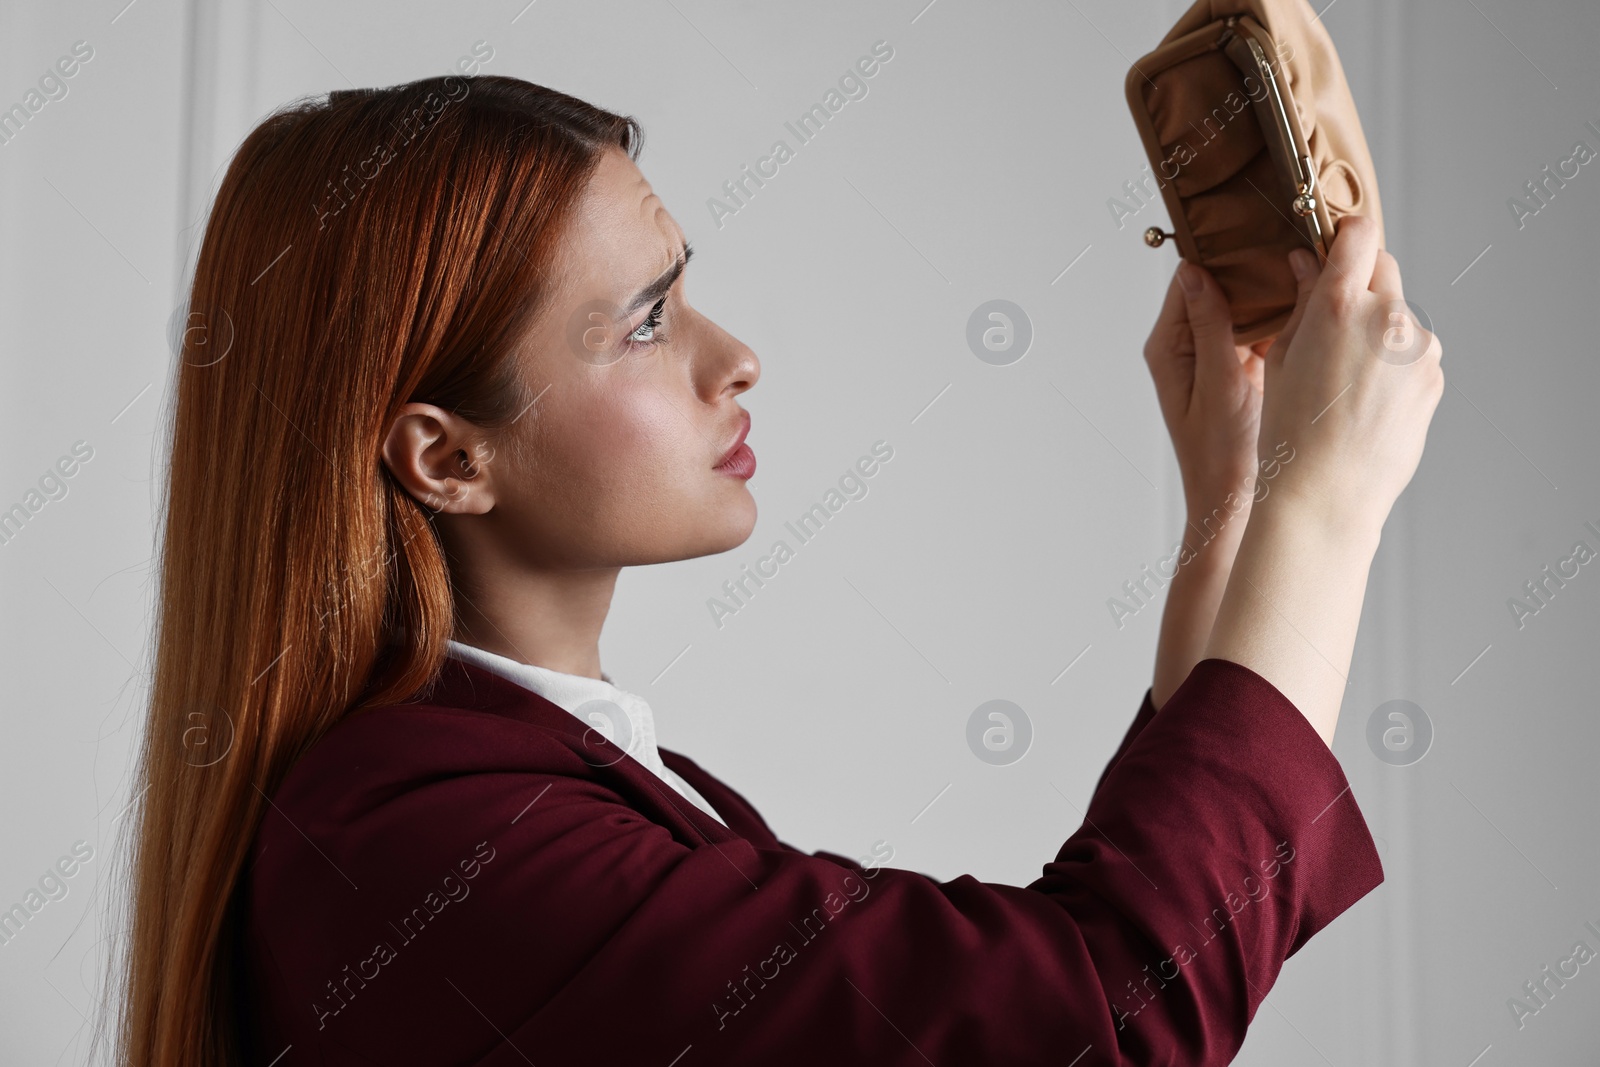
top-left (624, 242), bottom-right (694, 315)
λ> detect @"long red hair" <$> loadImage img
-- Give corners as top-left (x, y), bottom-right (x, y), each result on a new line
top-left (106, 74), bottom-right (640, 1066)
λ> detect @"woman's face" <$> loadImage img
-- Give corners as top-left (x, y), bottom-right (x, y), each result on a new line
top-left (457, 146), bottom-right (761, 570)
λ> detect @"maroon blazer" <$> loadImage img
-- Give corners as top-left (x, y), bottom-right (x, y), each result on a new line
top-left (239, 655), bottom-right (1382, 1066)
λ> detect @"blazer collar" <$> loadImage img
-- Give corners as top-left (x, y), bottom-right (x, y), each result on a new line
top-left (409, 653), bottom-right (742, 846)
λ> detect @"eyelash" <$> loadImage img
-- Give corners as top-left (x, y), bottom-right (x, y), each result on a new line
top-left (627, 296), bottom-right (668, 349)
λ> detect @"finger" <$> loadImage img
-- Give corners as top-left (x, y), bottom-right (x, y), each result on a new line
top-left (1368, 248), bottom-right (1403, 303)
top-left (1142, 266), bottom-right (1199, 412)
top-left (1321, 214), bottom-right (1382, 306)
top-left (1143, 263), bottom-right (1193, 365)
top-left (1177, 261), bottom-right (1244, 396)
top-left (1242, 345), bottom-right (1265, 394)
top-left (1264, 248), bottom-right (1323, 368)
top-left (1365, 247), bottom-right (1431, 362)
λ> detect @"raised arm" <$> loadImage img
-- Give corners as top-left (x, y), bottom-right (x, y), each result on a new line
top-left (1204, 216), bottom-right (1443, 744)
top-left (243, 670), bottom-right (1381, 1067)
top-left (1140, 246), bottom-right (1274, 710)
top-left (1143, 215), bottom-right (1442, 744)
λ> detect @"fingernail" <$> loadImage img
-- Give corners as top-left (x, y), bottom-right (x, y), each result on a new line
top-left (1289, 249), bottom-right (1312, 280)
top-left (1178, 261), bottom-right (1203, 296)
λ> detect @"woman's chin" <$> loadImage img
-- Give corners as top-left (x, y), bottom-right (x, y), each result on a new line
top-left (717, 491), bottom-right (758, 545)
top-left (692, 490), bottom-right (757, 556)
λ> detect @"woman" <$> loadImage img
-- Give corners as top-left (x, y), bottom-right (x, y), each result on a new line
top-left (115, 74), bottom-right (1441, 1065)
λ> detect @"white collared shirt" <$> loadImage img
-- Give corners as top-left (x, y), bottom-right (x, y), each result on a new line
top-left (444, 639), bottom-right (727, 827)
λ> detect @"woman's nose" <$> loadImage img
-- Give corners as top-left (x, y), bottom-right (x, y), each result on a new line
top-left (697, 312), bottom-right (759, 396)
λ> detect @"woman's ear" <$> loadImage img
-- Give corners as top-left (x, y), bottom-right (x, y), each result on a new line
top-left (380, 403), bottom-right (496, 515)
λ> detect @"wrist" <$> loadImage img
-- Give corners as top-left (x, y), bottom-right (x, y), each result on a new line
top-left (1183, 466), bottom-right (1258, 528)
top-left (1237, 492), bottom-right (1383, 576)
top-left (1181, 498), bottom-right (1252, 570)
top-left (1246, 443), bottom-right (1392, 550)
top-left (1203, 493), bottom-right (1382, 747)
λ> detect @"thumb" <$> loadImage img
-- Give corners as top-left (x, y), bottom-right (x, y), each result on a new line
top-left (1178, 261), bottom-right (1240, 390)
top-left (1264, 247), bottom-right (1323, 370)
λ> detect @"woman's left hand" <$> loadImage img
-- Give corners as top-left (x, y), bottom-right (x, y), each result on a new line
top-left (1142, 260), bottom-right (1269, 509)
top-left (1141, 259), bottom-right (1274, 707)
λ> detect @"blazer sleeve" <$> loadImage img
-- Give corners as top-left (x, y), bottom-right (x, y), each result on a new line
top-left (1091, 685), bottom-right (1161, 800)
top-left (778, 685), bottom-right (1157, 876)
top-left (315, 657), bottom-right (1382, 1067)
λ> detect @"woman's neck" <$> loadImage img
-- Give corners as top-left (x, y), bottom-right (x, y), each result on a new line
top-left (447, 564), bottom-right (619, 681)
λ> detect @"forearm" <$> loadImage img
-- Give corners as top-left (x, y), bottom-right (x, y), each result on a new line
top-left (1151, 538), bottom-right (1235, 710)
top-left (1151, 487), bottom-right (1252, 709)
top-left (1203, 500), bottom-right (1380, 747)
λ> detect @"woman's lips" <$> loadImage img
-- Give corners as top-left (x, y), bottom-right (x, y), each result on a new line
top-left (714, 442), bottom-right (756, 479)
top-left (714, 411), bottom-right (754, 479)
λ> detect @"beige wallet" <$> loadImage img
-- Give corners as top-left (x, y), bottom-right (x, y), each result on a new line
top-left (1125, 0), bottom-right (1385, 342)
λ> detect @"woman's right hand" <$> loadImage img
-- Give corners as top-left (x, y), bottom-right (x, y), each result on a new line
top-left (1255, 214), bottom-right (1445, 540)
top-left (1202, 214), bottom-right (1444, 746)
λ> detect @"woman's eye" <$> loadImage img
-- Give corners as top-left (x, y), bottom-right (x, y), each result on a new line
top-left (629, 297), bottom-right (667, 347)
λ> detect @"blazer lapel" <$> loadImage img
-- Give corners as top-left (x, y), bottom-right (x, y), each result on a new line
top-left (659, 748), bottom-right (784, 848)
top-left (411, 654), bottom-right (743, 847)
